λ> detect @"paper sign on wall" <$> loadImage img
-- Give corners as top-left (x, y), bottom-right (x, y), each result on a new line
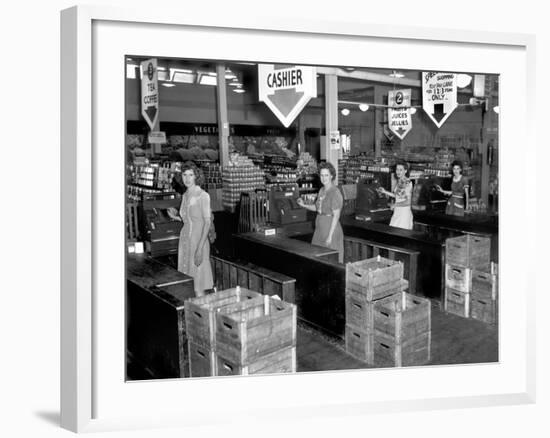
top-left (141, 58), bottom-right (159, 130)
top-left (388, 89), bottom-right (412, 140)
top-left (422, 72), bottom-right (458, 128)
top-left (330, 131), bottom-right (340, 150)
top-left (258, 64), bottom-right (317, 128)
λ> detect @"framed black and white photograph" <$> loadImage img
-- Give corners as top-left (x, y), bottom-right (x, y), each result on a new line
top-left (60, 5), bottom-right (536, 434)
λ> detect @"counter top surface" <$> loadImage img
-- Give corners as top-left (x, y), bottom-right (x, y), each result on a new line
top-left (237, 232), bottom-right (339, 260)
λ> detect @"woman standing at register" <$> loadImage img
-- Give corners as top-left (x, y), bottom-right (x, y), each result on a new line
top-left (377, 161), bottom-right (414, 230)
top-left (297, 162), bottom-right (344, 263)
top-left (435, 160), bottom-right (470, 217)
top-left (170, 161), bottom-right (213, 297)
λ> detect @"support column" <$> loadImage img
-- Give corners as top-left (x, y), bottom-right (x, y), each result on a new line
top-left (216, 64), bottom-right (230, 167)
top-left (323, 74), bottom-right (339, 180)
top-left (373, 85), bottom-right (385, 158)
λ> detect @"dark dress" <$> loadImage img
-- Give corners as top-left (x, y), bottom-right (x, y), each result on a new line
top-left (445, 176), bottom-right (469, 216)
top-left (311, 185), bottom-right (344, 263)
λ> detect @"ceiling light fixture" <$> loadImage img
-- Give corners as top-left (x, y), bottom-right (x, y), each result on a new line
top-left (341, 108), bottom-right (350, 116)
top-left (410, 107), bottom-right (417, 115)
top-left (493, 106), bottom-right (500, 114)
top-left (233, 88), bottom-right (246, 94)
top-left (389, 70), bottom-right (405, 78)
top-left (162, 83), bottom-right (176, 88)
top-left (358, 104), bottom-right (369, 112)
top-left (225, 69), bottom-right (237, 80)
top-left (229, 82), bottom-right (243, 87)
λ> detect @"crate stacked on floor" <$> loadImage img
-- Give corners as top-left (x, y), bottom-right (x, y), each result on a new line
top-left (222, 154), bottom-right (265, 212)
top-left (344, 256), bottom-right (431, 367)
top-left (184, 287), bottom-right (297, 377)
top-left (444, 234), bottom-right (497, 324)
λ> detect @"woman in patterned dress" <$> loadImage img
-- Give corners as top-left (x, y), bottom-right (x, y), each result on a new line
top-left (378, 161), bottom-right (414, 230)
top-left (296, 162), bottom-right (344, 262)
top-left (175, 162), bottom-right (213, 296)
top-left (435, 160), bottom-right (470, 216)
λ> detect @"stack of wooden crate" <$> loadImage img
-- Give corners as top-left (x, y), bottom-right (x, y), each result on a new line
top-left (470, 262), bottom-right (498, 324)
top-left (185, 287), bottom-right (297, 377)
top-left (184, 287), bottom-right (261, 377)
top-left (444, 234), bottom-right (493, 321)
top-left (215, 294), bottom-right (297, 376)
top-left (345, 256), bottom-right (430, 366)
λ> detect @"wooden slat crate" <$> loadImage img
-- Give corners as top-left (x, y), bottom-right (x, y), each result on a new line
top-left (373, 329), bottom-right (431, 367)
top-left (188, 341), bottom-right (217, 378)
top-left (343, 237), bottom-right (419, 296)
top-left (470, 296), bottom-right (498, 324)
top-left (210, 255), bottom-right (296, 303)
top-left (184, 287), bottom-right (261, 349)
top-left (216, 346), bottom-right (296, 376)
top-left (445, 234), bottom-right (491, 268)
top-left (345, 256), bottom-right (404, 301)
top-left (372, 292), bottom-right (431, 344)
top-left (444, 287), bottom-right (470, 318)
top-left (471, 269), bottom-right (498, 301)
top-left (445, 264), bottom-right (472, 293)
top-left (345, 279), bottom-right (409, 330)
top-left (345, 325), bottom-right (374, 364)
top-left (215, 295), bottom-right (297, 366)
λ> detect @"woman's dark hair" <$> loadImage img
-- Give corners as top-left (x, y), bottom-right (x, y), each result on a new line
top-left (319, 161), bottom-right (337, 181)
top-left (450, 160), bottom-right (463, 174)
top-left (180, 161), bottom-right (205, 187)
top-left (394, 160), bottom-right (410, 177)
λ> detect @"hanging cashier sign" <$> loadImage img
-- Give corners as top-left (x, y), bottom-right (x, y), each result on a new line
top-left (258, 64), bottom-right (317, 128)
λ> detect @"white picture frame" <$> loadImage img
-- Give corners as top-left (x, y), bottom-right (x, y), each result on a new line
top-left (60, 5), bottom-right (536, 433)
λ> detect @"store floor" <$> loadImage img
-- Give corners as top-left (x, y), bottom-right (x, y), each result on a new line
top-left (297, 303), bottom-right (498, 372)
top-left (127, 303), bottom-right (498, 380)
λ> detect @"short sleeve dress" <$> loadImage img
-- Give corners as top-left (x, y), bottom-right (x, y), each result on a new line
top-left (445, 176), bottom-right (469, 216)
top-left (177, 188), bottom-right (214, 295)
top-left (311, 185), bottom-right (344, 262)
top-left (389, 177), bottom-right (413, 230)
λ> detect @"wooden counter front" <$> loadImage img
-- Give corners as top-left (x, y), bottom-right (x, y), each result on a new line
top-left (126, 253), bottom-right (195, 379)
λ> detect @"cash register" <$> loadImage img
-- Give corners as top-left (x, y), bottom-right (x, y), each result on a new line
top-left (140, 193), bottom-right (183, 257)
top-left (268, 184), bottom-right (307, 225)
top-left (354, 181), bottom-right (392, 222)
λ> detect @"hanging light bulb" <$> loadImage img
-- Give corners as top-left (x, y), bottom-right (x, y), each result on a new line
top-left (456, 74), bottom-right (472, 88)
top-left (410, 107), bottom-right (417, 115)
top-left (493, 106), bottom-right (500, 114)
top-left (341, 108), bottom-right (350, 116)
top-left (358, 104), bottom-right (369, 112)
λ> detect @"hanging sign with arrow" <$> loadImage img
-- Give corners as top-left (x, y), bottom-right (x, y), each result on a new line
top-left (388, 88), bottom-right (412, 140)
top-left (258, 64), bottom-right (317, 128)
top-left (141, 58), bottom-right (159, 131)
top-left (422, 72), bottom-right (458, 128)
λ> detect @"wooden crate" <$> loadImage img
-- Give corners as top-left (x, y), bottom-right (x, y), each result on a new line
top-left (444, 287), bottom-right (470, 318)
top-left (445, 234), bottom-right (491, 268)
top-left (373, 329), bottom-right (431, 367)
top-left (345, 256), bottom-right (404, 301)
top-left (188, 341), bottom-right (217, 377)
top-left (345, 325), bottom-right (374, 364)
top-left (215, 295), bottom-right (297, 365)
top-left (470, 296), bottom-right (498, 325)
top-left (184, 287), bottom-right (261, 349)
top-left (445, 264), bottom-right (472, 293)
top-left (471, 269), bottom-right (498, 301)
top-left (345, 280), bottom-right (409, 331)
top-left (373, 292), bottom-right (431, 343)
top-left (216, 346), bottom-right (296, 376)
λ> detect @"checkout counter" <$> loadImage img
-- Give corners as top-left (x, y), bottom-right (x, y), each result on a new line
top-left (126, 253), bottom-right (195, 379)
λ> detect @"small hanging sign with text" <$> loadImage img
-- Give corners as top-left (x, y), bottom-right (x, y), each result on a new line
top-left (422, 72), bottom-right (458, 128)
top-left (141, 58), bottom-right (159, 131)
top-left (258, 64), bottom-right (317, 128)
top-left (148, 131), bottom-right (166, 144)
top-left (388, 89), bottom-right (412, 140)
